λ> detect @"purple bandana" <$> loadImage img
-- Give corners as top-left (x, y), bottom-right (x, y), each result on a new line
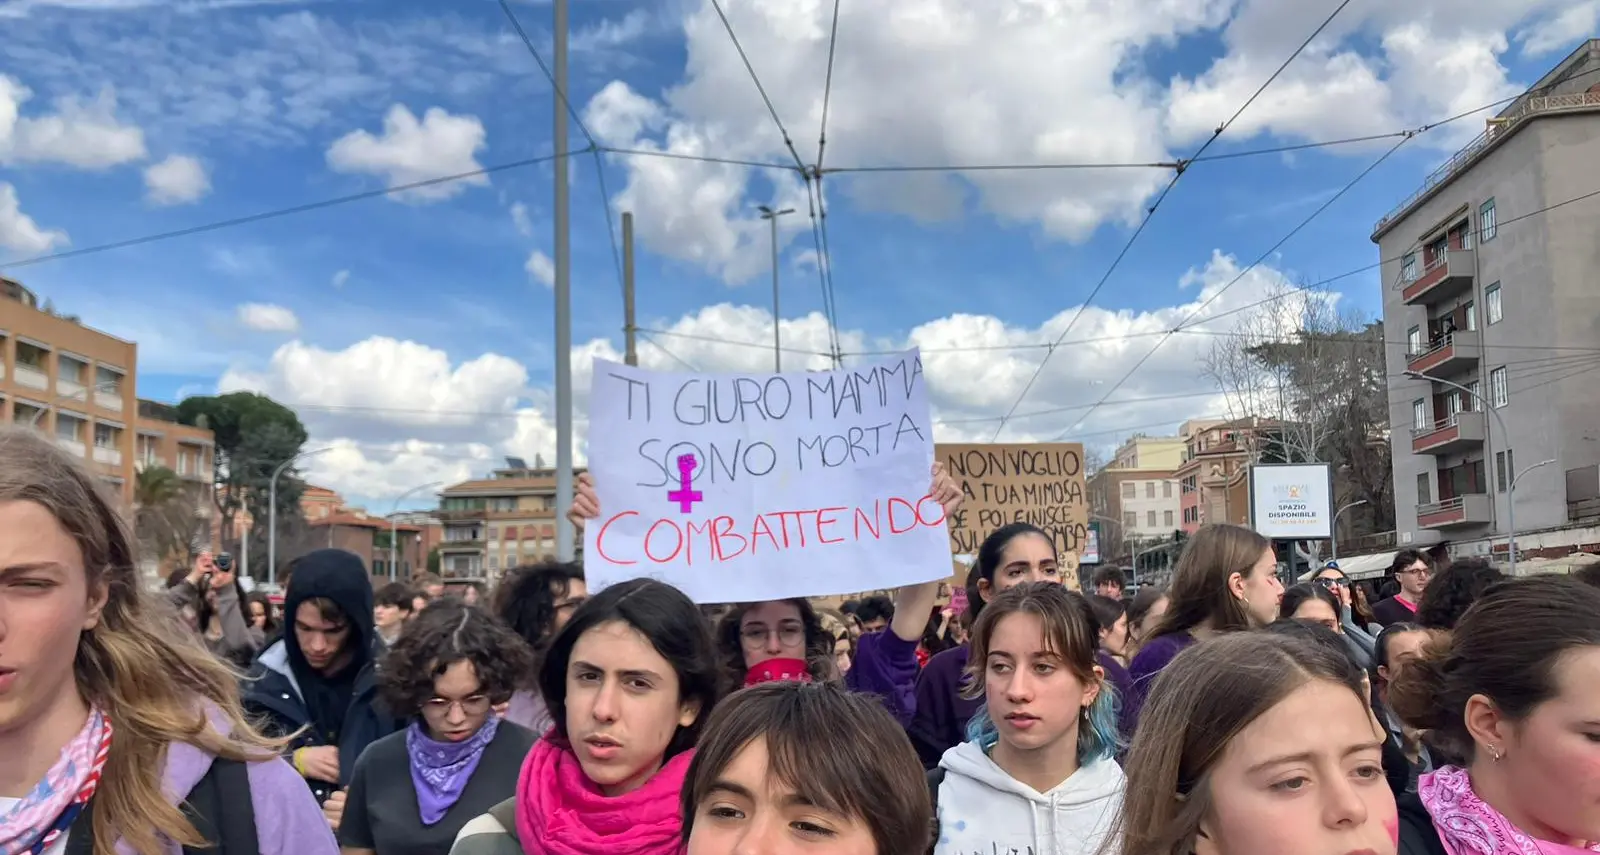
top-left (406, 716), bottom-right (499, 826)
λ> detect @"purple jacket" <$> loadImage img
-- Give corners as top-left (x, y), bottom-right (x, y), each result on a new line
top-left (907, 644), bottom-right (981, 768)
top-left (844, 629), bottom-right (920, 727)
top-left (134, 737), bottom-right (337, 855)
top-left (1122, 632), bottom-right (1196, 738)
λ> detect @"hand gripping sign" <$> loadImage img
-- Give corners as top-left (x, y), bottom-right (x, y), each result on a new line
top-left (581, 350), bottom-right (952, 603)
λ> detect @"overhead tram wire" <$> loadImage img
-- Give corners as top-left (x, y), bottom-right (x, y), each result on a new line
top-left (0, 152), bottom-right (574, 271)
top-left (497, 0), bottom-right (627, 297)
top-left (1051, 134), bottom-right (1415, 442)
top-left (816, 0), bottom-right (843, 171)
top-left (986, 0), bottom-right (1356, 442)
top-left (812, 0), bottom-right (847, 366)
top-left (639, 332), bottom-right (701, 371)
top-left (707, 0), bottom-right (843, 366)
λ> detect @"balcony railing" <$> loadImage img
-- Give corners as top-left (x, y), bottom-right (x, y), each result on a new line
top-left (1418, 493), bottom-right (1493, 529)
top-left (1376, 90), bottom-right (1600, 235)
top-left (93, 446), bottom-right (122, 466)
top-left (13, 364), bottom-right (48, 390)
top-left (1406, 329), bottom-right (1481, 374)
top-left (1402, 249), bottom-right (1475, 304)
top-left (1411, 409), bottom-right (1487, 455)
top-left (95, 389), bottom-right (123, 411)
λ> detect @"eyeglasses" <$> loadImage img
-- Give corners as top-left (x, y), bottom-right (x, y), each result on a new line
top-left (1398, 564), bottom-right (1431, 577)
top-left (422, 694), bottom-right (492, 717)
top-left (1315, 577), bottom-right (1349, 589)
top-left (741, 624), bottom-right (806, 649)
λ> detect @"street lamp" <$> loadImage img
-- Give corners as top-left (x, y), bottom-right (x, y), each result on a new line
top-left (389, 481), bottom-right (443, 582)
top-left (1330, 499), bottom-right (1369, 561)
top-left (267, 447), bottom-right (333, 583)
top-left (1404, 370), bottom-right (1531, 575)
top-left (756, 205), bottom-right (795, 372)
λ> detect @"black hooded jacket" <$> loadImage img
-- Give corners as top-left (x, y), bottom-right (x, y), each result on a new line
top-left (241, 549), bottom-right (399, 804)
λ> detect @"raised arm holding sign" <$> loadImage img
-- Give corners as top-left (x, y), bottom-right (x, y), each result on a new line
top-left (579, 351), bottom-right (953, 604)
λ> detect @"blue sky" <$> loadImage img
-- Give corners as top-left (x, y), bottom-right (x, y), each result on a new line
top-left (1, 0), bottom-right (1593, 509)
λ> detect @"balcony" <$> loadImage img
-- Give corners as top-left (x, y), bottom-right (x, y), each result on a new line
top-left (1403, 249), bottom-right (1475, 304)
top-left (57, 438), bottom-right (86, 457)
top-left (436, 507), bottom-right (485, 522)
top-left (1418, 493), bottom-right (1493, 529)
top-left (57, 378), bottom-right (85, 398)
top-left (1407, 329), bottom-right (1481, 375)
top-left (93, 446), bottom-right (122, 466)
top-left (439, 541), bottom-right (484, 553)
top-left (13, 364), bottom-right (48, 391)
top-left (1412, 410), bottom-right (1487, 455)
top-left (95, 389), bottom-right (123, 412)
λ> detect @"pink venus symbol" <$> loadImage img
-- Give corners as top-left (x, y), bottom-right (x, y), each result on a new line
top-left (667, 454), bottom-right (703, 514)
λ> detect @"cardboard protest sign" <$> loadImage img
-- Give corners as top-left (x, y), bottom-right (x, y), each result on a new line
top-left (936, 443), bottom-right (1088, 587)
top-left (583, 351), bottom-right (951, 603)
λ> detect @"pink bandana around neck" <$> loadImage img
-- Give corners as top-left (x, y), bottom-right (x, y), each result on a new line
top-left (1419, 766), bottom-right (1600, 855)
top-left (0, 707), bottom-right (113, 855)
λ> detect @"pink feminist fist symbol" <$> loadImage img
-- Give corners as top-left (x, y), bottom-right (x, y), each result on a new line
top-left (667, 453), bottom-right (703, 514)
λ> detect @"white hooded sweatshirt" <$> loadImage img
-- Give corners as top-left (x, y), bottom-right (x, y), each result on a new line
top-left (933, 740), bottom-right (1125, 855)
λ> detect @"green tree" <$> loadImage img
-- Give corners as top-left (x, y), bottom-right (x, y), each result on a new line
top-left (176, 392), bottom-right (309, 580)
top-left (426, 545), bottom-right (441, 575)
top-left (133, 464), bottom-right (204, 572)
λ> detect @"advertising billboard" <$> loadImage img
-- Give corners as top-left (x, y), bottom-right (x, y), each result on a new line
top-left (1247, 463), bottom-right (1334, 540)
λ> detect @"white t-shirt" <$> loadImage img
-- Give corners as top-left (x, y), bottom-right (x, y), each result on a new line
top-left (0, 797), bottom-right (71, 855)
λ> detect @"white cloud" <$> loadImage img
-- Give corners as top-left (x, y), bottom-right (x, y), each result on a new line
top-left (1517, 2), bottom-right (1600, 56)
top-left (0, 74), bottom-right (146, 168)
top-left (331, 269), bottom-right (350, 288)
top-left (0, 182), bottom-right (67, 254)
top-left (143, 154), bottom-right (210, 204)
top-left (525, 249), bottom-right (555, 288)
top-left (236, 302), bottom-right (301, 333)
top-left (214, 248), bottom-right (1314, 502)
top-left (325, 104), bottom-right (488, 202)
top-left (510, 201), bottom-right (533, 237)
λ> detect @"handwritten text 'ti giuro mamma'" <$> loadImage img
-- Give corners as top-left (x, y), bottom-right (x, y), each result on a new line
top-left (606, 357), bottom-right (924, 425)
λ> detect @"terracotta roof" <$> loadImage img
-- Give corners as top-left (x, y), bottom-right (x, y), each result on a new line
top-left (441, 471), bottom-right (585, 495)
top-left (311, 512), bottom-right (421, 532)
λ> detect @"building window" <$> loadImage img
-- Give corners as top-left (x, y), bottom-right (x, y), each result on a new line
top-left (1407, 326), bottom-right (1422, 355)
top-left (1467, 380), bottom-right (1481, 410)
top-left (1162, 481), bottom-right (1172, 499)
top-left (1417, 472), bottom-right (1432, 506)
top-left (1401, 253), bottom-right (1418, 281)
top-left (1123, 512), bottom-right (1136, 529)
top-left (1486, 283), bottom-right (1502, 324)
top-left (1145, 482), bottom-right (1155, 499)
top-left (487, 525), bottom-right (498, 541)
top-left (1412, 399), bottom-right (1426, 430)
top-left (1163, 510), bottom-right (1174, 527)
top-left (93, 423), bottom-right (116, 448)
top-left (1463, 300), bottom-right (1476, 331)
top-left (1490, 366), bottom-right (1508, 408)
top-left (1122, 482), bottom-right (1136, 499)
top-left (1495, 450), bottom-right (1514, 493)
top-left (1146, 510), bottom-right (1157, 528)
top-left (1480, 198), bottom-right (1497, 241)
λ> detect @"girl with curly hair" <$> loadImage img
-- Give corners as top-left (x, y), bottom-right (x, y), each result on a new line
top-left (0, 425), bottom-right (333, 855)
top-left (326, 598), bottom-right (537, 855)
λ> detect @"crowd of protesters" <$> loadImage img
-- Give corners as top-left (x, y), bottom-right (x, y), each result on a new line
top-left (5, 422), bottom-right (1600, 855)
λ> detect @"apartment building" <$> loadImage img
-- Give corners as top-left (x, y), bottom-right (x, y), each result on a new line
top-left (1176, 417), bottom-right (1283, 532)
top-left (1, 277), bottom-right (139, 501)
top-left (1374, 39), bottom-right (1600, 551)
top-left (133, 399), bottom-right (216, 496)
top-left (308, 511), bottom-right (426, 581)
top-left (1087, 434), bottom-right (1186, 562)
top-left (437, 460), bottom-right (584, 582)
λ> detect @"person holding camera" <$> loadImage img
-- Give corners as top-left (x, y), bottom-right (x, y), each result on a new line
top-left (167, 551), bottom-right (264, 669)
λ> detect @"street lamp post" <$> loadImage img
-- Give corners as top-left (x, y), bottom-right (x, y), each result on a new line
top-left (389, 481), bottom-right (443, 582)
top-left (1405, 370), bottom-right (1531, 575)
top-left (267, 447), bottom-right (333, 583)
top-left (756, 205), bottom-right (795, 372)
top-left (1330, 499), bottom-right (1369, 561)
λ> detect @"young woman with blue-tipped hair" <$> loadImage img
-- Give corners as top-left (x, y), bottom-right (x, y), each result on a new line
top-left (929, 582), bottom-right (1124, 855)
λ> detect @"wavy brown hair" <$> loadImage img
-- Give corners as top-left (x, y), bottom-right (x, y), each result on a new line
top-left (377, 597), bottom-right (535, 715)
top-left (0, 426), bottom-right (284, 855)
top-left (713, 598), bottom-right (834, 693)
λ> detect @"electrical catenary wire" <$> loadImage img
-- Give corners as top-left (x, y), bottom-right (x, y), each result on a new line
top-left (987, 0), bottom-right (1356, 442)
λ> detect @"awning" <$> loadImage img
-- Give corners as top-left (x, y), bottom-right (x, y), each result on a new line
top-left (1298, 550), bottom-right (1397, 582)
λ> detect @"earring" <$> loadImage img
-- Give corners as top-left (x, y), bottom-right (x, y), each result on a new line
top-left (1488, 744), bottom-right (1503, 762)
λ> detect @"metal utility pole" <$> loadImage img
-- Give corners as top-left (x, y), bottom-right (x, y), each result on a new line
top-left (390, 481), bottom-right (443, 581)
top-left (622, 211), bottom-right (637, 367)
top-left (267, 447), bottom-right (331, 584)
top-left (757, 205), bottom-right (794, 372)
top-left (553, 0), bottom-right (575, 562)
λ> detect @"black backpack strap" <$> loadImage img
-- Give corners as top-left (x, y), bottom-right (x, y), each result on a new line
top-left (181, 758), bottom-right (260, 855)
top-left (488, 797), bottom-right (521, 846)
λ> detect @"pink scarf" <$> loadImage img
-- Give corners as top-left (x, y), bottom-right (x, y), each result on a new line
top-left (514, 737), bottom-right (693, 855)
top-left (1420, 766), bottom-right (1600, 855)
top-left (1, 708), bottom-right (113, 855)
top-left (743, 658), bottom-right (813, 687)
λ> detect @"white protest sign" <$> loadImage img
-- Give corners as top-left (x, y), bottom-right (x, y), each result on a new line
top-left (582, 350), bottom-right (951, 603)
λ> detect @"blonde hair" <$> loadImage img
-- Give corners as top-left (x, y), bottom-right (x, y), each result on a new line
top-left (0, 426), bottom-right (284, 855)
